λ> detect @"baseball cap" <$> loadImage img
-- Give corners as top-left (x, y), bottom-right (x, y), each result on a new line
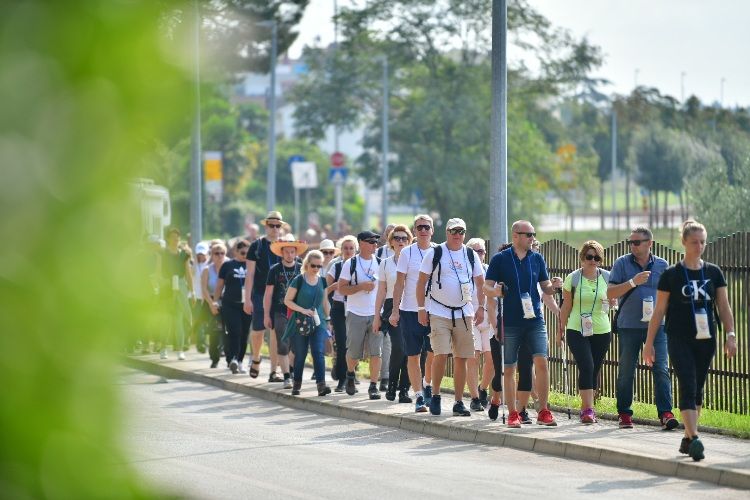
top-left (357, 230), bottom-right (380, 241)
top-left (446, 218), bottom-right (466, 231)
top-left (195, 243), bottom-right (209, 255)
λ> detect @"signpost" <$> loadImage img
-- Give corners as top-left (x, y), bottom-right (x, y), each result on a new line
top-left (291, 161), bottom-right (318, 234)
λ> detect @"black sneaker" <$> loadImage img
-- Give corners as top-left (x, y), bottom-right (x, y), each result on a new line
top-left (379, 379), bottom-right (389, 392)
top-left (470, 397), bottom-right (484, 412)
top-left (679, 437), bottom-right (691, 455)
top-left (398, 390), bottom-right (412, 404)
top-left (478, 386), bottom-right (489, 408)
top-left (488, 403), bottom-right (500, 421)
top-left (429, 394), bottom-right (442, 415)
top-left (368, 383), bottom-right (381, 400)
top-left (688, 437), bottom-right (705, 461)
top-left (453, 400), bottom-right (471, 417)
top-left (519, 408), bottom-right (533, 424)
top-left (385, 381), bottom-right (397, 401)
top-left (345, 374), bottom-right (356, 396)
top-left (335, 380), bottom-right (346, 393)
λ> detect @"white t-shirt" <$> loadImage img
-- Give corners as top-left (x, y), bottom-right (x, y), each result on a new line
top-left (472, 263), bottom-right (490, 328)
top-left (395, 243), bottom-right (433, 312)
top-left (326, 260), bottom-right (345, 303)
top-left (339, 255), bottom-right (378, 316)
top-left (193, 261), bottom-right (208, 300)
top-left (378, 255), bottom-right (398, 300)
top-left (419, 243), bottom-right (483, 320)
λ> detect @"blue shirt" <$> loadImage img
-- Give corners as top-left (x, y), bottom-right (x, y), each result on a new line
top-left (609, 253), bottom-right (668, 329)
top-left (485, 248), bottom-right (550, 327)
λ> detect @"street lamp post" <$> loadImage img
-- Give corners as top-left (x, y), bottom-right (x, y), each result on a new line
top-left (264, 20), bottom-right (278, 212)
top-left (381, 55), bottom-right (389, 230)
top-left (189, 0), bottom-right (203, 243)
top-left (490, 0), bottom-right (508, 247)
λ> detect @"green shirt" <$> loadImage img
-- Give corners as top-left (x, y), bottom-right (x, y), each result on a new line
top-left (563, 270), bottom-right (610, 334)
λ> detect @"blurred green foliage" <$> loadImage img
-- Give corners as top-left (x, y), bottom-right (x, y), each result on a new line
top-left (0, 1), bottom-right (191, 497)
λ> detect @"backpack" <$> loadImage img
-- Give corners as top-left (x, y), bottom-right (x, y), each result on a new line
top-left (569, 268), bottom-right (610, 301)
top-left (425, 244), bottom-right (476, 297)
top-left (348, 254), bottom-right (381, 285)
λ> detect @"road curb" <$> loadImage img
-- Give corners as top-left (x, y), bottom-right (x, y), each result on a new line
top-left (122, 356), bottom-right (750, 490)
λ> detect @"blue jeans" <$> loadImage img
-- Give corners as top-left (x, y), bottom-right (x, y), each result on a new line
top-left (292, 326), bottom-right (326, 383)
top-left (616, 327), bottom-right (673, 416)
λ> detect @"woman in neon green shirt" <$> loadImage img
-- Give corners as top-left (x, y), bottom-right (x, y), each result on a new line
top-left (558, 240), bottom-right (614, 424)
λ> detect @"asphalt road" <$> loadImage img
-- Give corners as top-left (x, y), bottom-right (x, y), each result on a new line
top-left (118, 370), bottom-right (746, 499)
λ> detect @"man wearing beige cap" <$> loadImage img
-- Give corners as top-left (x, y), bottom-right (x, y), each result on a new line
top-left (245, 211), bottom-right (284, 380)
top-left (416, 218), bottom-right (485, 416)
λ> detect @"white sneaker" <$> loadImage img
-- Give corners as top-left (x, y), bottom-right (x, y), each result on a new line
top-left (159, 349), bottom-right (168, 360)
top-left (283, 378), bottom-right (293, 389)
top-left (229, 359), bottom-right (239, 374)
top-left (237, 363), bottom-right (247, 374)
top-left (178, 352), bottom-right (186, 360)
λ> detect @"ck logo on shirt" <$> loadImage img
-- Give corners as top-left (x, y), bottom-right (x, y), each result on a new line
top-left (682, 279), bottom-right (711, 301)
top-left (233, 267), bottom-right (247, 279)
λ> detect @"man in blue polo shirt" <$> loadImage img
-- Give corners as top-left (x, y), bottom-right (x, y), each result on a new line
top-left (484, 220), bottom-right (562, 428)
top-left (607, 226), bottom-right (677, 430)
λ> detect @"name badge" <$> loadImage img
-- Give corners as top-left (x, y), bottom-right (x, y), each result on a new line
top-left (172, 275), bottom-right (179, 291)
top-left (581, 313), bottom-right (594, 337)
top-left (460, 282), bottom-right (472, 304)
top-left (694, 308), bottom-right (711, 339)
top-left (520, 292), bottom-right (536, 319)
top-left (642, 296), bottom-right (654, 322)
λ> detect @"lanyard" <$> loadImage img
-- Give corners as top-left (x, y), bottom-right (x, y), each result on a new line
top-left (447, 245), bottom-right (471, 284)
top-left (265, 238), bottom-right (279, 271)
top-left (579, 269), bottom-right (600, 316)
top-left (509, 248), bottom-right (532, 294)
top-left (682, 261), bottom-right (710, 328)
top-left (357, 256), bottom-right (374, 280)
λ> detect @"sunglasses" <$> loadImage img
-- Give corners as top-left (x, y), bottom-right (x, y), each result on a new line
top-left (363, 239), bottom-right (379, 245)
top-left (213, 251), bottom-right (226, 256)
top-left (322, 250), bottom-right (336, 256)
top-left (267, 223), bottom-right (282, 229)
top-left (416, 224), bottom-right (432, 232)
top-left (392, 235), bottom-right (409, 242)
top-left (238, 251), bottom-right (248, 256)
top-left (515, 232), bottom-right (536, 238)
top-left (309, 264), bottom-right (323, 269)
top-left (627, 239), bottom-right (650, 246)
top-left (448, 228), bottom-right (466, 235)
top-left (584, 254), bottom-right (602, 262)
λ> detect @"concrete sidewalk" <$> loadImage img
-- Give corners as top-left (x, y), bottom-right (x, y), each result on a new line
top-left (124, 353), bottom-right (750, 490)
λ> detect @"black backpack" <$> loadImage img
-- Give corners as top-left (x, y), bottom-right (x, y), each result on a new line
top-left (348, 255), bottom-right (382, 285)
top-left (426, 244), bottom-right (476, 297)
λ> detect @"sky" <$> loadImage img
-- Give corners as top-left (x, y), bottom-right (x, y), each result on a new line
top-left (288, 0), bottom-right (750, 108)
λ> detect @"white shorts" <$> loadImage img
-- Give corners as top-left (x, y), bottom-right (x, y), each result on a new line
top-left (472, 323), bottom-right (493, 352)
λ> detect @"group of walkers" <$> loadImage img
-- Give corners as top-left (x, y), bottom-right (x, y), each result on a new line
top-left (152, 212), bottom-right (737, 462)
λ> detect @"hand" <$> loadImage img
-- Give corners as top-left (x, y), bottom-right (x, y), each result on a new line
top-left (361, 281), bottom-right (376, 292)
top-left (643, 342), bottom-right (655, 367)
top-left (725, 336), bottom-right (737, 358)
top-left (389, 310), bottom-right (400, 327)
top-left (305, 308), bottom-right (315, 317)
top-left (634, 271), bottom-right (651, 286)
top-left (417, 309), bottom-right (429, 327)
top-left (488, 282), bottom-right (505, 298)
top-left (550, 277), bottom-right (563, 290)
top-left (489, 314), bottom-right (497, 330)
top-left (328, 282), bottom-right (339, 291)
top-left (264, 316), bottom-right (273, 330)
top-left (372, 316), bottom-right (381, 333)
top-left (243, 302), bottom-right (253, 315)
top-left (474, 307), bottom-right (485, 326)
top-left (209, 303), bottom-right (219, 316)
top-left (556, 327), bottom-right (564, 348)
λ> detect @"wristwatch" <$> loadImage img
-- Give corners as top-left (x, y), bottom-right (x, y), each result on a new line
top-left (417, 306), bottom-right (426, 311)
top-left (727, 331), bottom-right (736, 338)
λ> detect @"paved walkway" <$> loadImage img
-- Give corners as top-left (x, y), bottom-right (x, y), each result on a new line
top-left (124, 353), bottom-right (750, 490)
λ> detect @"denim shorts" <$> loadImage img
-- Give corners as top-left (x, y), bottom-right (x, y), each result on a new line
top-left (502, 322), bottom-right (548, 366)
top-left (400, 310), bottom-right (432, 356)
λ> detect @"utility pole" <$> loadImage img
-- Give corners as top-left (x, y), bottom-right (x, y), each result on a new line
top-left (189, 0), bottom-right (203, 243)
top-left (611, 106), bottom-right (617, 233)
top-left (333, 0), bottom-right (342, 233)
top-left (266, 20), bottom-right (278, 212)
top-left (381, 55), bottom-right (389, 230)
top-left (489, 0), bottom-right (508, 247)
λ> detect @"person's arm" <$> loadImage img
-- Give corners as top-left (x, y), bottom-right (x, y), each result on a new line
top-left (263, 284), bottom-right (274, 330)
top-left (325, 272), bottom-right (338, 295)
top-left (416, 272), bottom-right (430, 326)
top-left (284, 285), bottom-right (313, 317)
top-left (473, 274), bottom-right (485, 326)
top-left (643, 290), bottom-right (670, 366)
top-left (608, 261), bottom-right (651, 299)
top-left (483, 279), bottom-right (504, 298)
top-left (184, 257), bottom-right (194, 296)
top-left (212, 278), bottom-right (224, 304)
top-left (557, 288), bottom-right (573, 346)
top-left (715, 286), bottom-right (737, 357)
top-left (202, 268), bottom-right (218, 315)
top-left (539, 278), bottom-right (562, 296)
top-left (243, 260), bottom-right (256, 314)
top-left (487, 295), bottom-right (498, 331)
top-left (372, 279), bottom-right (388, 333)
top-left (390, 272), bottom-right (406, 326)
top-left (322, 282), bottom-right (331, 319)
top-left (542, 292), bottom-right (560, 316)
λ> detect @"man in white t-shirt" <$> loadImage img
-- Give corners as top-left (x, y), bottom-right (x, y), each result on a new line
top-left (338, 230), bottom-right (383, 399)
top-left (416, 218), bottom-right (485, 416)
top-left (390, 214), bottom-right (436, 412)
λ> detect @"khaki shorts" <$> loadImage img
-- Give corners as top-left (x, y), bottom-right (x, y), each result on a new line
top-left (429, 315), bottom-right (475, 358)
top-left (345, 313), bottom-right (383, 360)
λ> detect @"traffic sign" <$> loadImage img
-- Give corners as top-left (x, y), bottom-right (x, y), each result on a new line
top-left (288, 155), bottom-right (305, 168)
top-left (329, 167), bottom-right (348, 184)
top-left (330, 151), bottom-right (345, 168)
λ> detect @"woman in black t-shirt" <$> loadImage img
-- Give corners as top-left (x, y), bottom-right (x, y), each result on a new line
top-left (644, 220), bottom-right (737, 462)
top-left (214, 239), bottom-right (252, 374)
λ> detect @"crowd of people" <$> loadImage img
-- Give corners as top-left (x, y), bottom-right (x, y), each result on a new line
top-left (144, 212), bottom-right (737, 463)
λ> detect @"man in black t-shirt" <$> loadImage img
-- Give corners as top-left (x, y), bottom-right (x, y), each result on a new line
top-left (264, 235), bottom-right (307, 388)
top-left (244, 211), bottom-right (284, 380)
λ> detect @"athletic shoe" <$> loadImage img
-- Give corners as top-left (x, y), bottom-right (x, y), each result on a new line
top-left (335, 380), bottom-right (346, 393)
top-left (660, 411), bottom-right (679, 430)
top-left (679, 437), bottom-right (691, 455)
top-left (478, 386), bottom-right (489, 408)
top-left (398, 390), bottom-right (412, 404)
top-left (519, 408), bottom-right (532, 424)
top-left (507, 410), bottom-right (522, 428)
top-left (470, 398), bottom-right (484, 412)
top-left (423, 385), bottom-right (433, 406)
top-left (283, 378), bottom-right (293, 390)
top-left (537, 408), bottom-right (557, 426)
top-left (177, 352), bottom-right (186, 360)
top-left (453, 400), bottom-right (471, 416)
top-left (229, 359), bottom-right (238, 374)
top-left (159, 349), bottom-right (168, 360)
top-left (429, 394), bottom-right (442, 415)
top-left (415, 396), bottom-right (428, 413)
top-left (385, 381), bottom-right (397, 401)
top-left (580, 408), bottom-right (595, 425)
top-left (368, 383), bottom-right (381, 400)
top-left (688, 437), bottom-right (705, 461)
top-left (237, 363), bottom-right (247, 374)
top-left (379, 379), bottom-right (389, 392)
top-left (618, 413), bottom-right (634, 429)
top-left (488, 403), bottom-right (500, 421)
top-left (345, 374), bottom-right (356, 396)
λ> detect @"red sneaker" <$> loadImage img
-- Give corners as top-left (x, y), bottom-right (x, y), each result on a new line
top-left (537, 408), bottom-right (557, 426)
top-left (660, 411), bottom-right (679, 430)
top-left (507, 410), bottom-right (522, 428)
top-left (618, 413), bottom-right (634, 429)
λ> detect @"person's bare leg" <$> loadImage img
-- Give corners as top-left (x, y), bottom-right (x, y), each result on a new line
top-left (453, 357), bottom-right (468, 402)
top-left (467, 354), bottom-right (480, 399)
top-left (431, 353), bottom-right (448, 394)
top-left (533, 356), bottom-right (550, 409)
top-left (407, 355), bottom-right (423, 394)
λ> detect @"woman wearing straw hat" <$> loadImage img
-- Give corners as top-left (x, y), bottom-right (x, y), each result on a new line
top-left (264, 235), bottom-right (307, 389)
top-left (319, 239), bottom-right (340, 278)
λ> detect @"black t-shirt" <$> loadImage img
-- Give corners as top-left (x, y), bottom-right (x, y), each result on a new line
top-left (266, 261), bottom-right (302, 314)
top-left (657, 261), bottom-right (727, 339)
top-left (161, 248), bottom-right (188, 279)
top-left (248, 237), bottom-right (281, 295)
top-left (218, 259), bottom-right (247, 304)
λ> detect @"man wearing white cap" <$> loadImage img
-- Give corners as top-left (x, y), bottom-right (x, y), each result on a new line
top-left (416, 218), bottom-right (485, 416)
top-left (191, 243), bottom-right (210, 353)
